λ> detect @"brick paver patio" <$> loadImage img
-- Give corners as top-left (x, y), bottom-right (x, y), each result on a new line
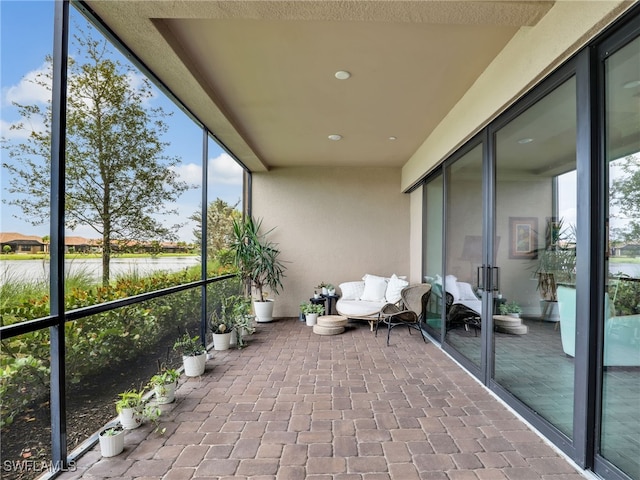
top-left (60, 318), bottom-right (587, 480)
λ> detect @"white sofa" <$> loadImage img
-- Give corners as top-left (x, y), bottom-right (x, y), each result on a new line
top-left (336, 274), bottom-right (408, 330)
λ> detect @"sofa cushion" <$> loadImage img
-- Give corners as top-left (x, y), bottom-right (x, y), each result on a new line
top-left (339, 281), bottom-right (365, 300)
top-left (385, 274), bottom-right (408, 303)
top-left (337, 299), bottom-right (386, 318)
top-left (360, 274), bottom-right (388, 302)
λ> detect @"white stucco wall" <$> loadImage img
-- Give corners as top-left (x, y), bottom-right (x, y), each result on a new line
top-left (252, 167), bottom-right (409, 317)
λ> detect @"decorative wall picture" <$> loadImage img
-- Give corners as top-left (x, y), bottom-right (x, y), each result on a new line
top-left (509, 217), bottom-right (538, 259)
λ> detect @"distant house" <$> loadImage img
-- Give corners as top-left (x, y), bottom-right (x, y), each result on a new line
top-left (0, 232), bottom-right (46, 254)
top-left (64, 236), bottom-right (101, 253)
top-left (614, 243), bottom-right (640, 257)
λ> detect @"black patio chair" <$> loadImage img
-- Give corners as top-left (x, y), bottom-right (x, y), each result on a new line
top-left (376, 284), bottom-right (431, 346)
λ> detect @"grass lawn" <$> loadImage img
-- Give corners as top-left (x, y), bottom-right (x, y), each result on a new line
top-left (0, 252), bottom-right (198, 261)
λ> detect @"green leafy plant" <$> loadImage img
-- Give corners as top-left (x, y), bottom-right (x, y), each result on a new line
top-left (149, 368), bottom-right (180, 387)
top-left (300, 302), bottom-right (325, 315)
top-left (532, 218), bottom-right (576, 301)
top-left (173, 332), bottom-right (206, 357)
top-left (115, 388), bottom-right (145, 413)
top-left (230, 216), bottom-right (287, 301)
top-left (100, 426), bottom-right (124, 437)
top-left (499, 301), bottom-right (522, 315)
top-left (209, 310), bottom-right (234, 334)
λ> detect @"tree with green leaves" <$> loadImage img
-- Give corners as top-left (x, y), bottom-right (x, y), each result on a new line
top-left (190, 198), bottom-right (240, 261)
top-left (610, 154), bottom-right (640, 245)
top-left (2, 30), bottom-right (190, 284)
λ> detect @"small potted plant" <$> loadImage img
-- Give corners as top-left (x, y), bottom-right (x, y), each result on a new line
top-left (115, 388), bottom-right (145, 429)
top-left (149, 365), bottom-right (180, 404)
top-left (173, 332), bottom-right (206, 377)
top-left (300, 302), bottom-right (325, 326)
top-left (229, 295), bottom-right (255, 348)
top-left (98, 425), bottom-right (124, 457)
top-left (209, 309), bottom-right (234, 351)
top-left (326, 284), bottom-right (336, 296)
top-left (499, 301), bottom-right (522, 318)
top-left (316, 282), bottom-right (329, 296)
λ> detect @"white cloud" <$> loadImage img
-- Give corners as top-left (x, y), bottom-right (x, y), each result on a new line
top-left (209, 153), bottom-right (243, 185)
top-left (3, 62), bottom-right (51, 107)
top-left (169, 153), bottom-right (243, 187)
top-left (171, 162), bottom-right (201, 186)
top-left (0, 116), bottom-right (47, 140)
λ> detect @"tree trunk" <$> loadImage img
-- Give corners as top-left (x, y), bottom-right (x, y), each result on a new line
top-left (102, 229), bottom-right (110, 286)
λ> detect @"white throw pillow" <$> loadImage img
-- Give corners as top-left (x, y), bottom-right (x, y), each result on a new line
top-left (444, 275), bottom-right (460, 302)
top-left (456, 281), bottom-right (478, 300)
top-left (385, 274), bottom-right (408, 303)
top-left (339, 281), bottom-right (365, 301)
top-left (360, 274), bottom-right (388, 302)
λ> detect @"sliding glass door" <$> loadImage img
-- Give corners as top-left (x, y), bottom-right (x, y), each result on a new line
top-left (493, 77), bottom-right (577, 438)
top-left (599, 33), bottom-right (640, 480)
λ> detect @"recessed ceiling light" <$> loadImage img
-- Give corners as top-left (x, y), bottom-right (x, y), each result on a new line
top-left (335, 71), bottom-right (351, 80)
top-left (388, 136), bottom-right (397, 141)
top-left (328, 134), bottom-right (342, 141)
top-left (623, 80), bottom-right (640, 89)
top-left (517, 137), bottom-right (534, 144)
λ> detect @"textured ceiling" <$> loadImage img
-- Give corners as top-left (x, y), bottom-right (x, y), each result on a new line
top-left (83, 1), bottom-right (555, 172)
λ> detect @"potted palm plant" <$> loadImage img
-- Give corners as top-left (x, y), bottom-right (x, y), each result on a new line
top-left (532, 218), bottom-right (576, 320)
top-left (173, 332), bottom-right (206, 376)
top-left (230, 216), bottom-right (287, 323)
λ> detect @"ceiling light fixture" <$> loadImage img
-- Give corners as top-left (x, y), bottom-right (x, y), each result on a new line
top-left (328, 134), bottom-right (342, 141)
top-left (517, 137), bottom-right (534, 144)
top-left (623, 80), bottom-right (640, 89)
top-left (335, 71), bottom-right (351, 80)
top-left (388, 136), bottom-right (397, 141)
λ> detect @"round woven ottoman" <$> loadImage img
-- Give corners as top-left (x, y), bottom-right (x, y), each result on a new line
top-left (313, 315), bottom-right (347, 335)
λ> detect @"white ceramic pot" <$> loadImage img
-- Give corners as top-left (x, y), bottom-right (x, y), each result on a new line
top-left (119, 407), bottom-right (143, 430)
top-left (153, 381), bottom-right (177, 404)
top-left (99, 427), bottom-right (124, 457)
top-left (322, 287), bottom-right (328, 295)
top-left (254, 300), bottom-right (274, 323)
top-left (507, 313), bottom-right (520, 318)
top-left (306, 313), bottom-right (319, 326)
top-left (213, 332), bottom-right (232, 351)
top-left (183, 353), bottom-right (206, 377)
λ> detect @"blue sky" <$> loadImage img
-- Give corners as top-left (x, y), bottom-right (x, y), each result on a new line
top-left (1, 0), bottom-right (243, 243)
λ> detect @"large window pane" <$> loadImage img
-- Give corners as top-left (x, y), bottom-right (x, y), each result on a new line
top-left (494, 77), bottom-right (577, 437)
top-left (444, 144), bottom-right (483, 366)
top-left (1, 330), bottom-right (52, 480)
top-left (423, 175), bottom-right (443, 340)
top-left (62, 7), bottom-right (200, 294)
top-left (0, 1), bottom-right (54, 321)
top-left (602, 34), bottom-right (640, 479)
top-left (204, 136), bottom-right (244, 278)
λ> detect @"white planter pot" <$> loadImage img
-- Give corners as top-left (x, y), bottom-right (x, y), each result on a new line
top-left (99, 428), bottom-right (124, 457)
top-left (306, 313), bottom-right (319, 326)
top-left (183, 353), bottom-right (206, 377)
top-left (119, 406), bottom-right (143, 430)
top-left (153, 381), bottom-right (177, 404)
top-left (213, 332), bottom-right (232, 351)
top-left (507, 313), bottom-right (520, 318)
top-left (254, 300), bottom-right (274, 323)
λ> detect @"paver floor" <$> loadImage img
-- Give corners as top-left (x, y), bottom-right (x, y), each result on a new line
top-left (59, 318), bottom-right (587, 480)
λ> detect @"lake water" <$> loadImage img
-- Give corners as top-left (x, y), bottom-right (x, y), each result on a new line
top-left (0, 256), bottom-right (201, 284)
